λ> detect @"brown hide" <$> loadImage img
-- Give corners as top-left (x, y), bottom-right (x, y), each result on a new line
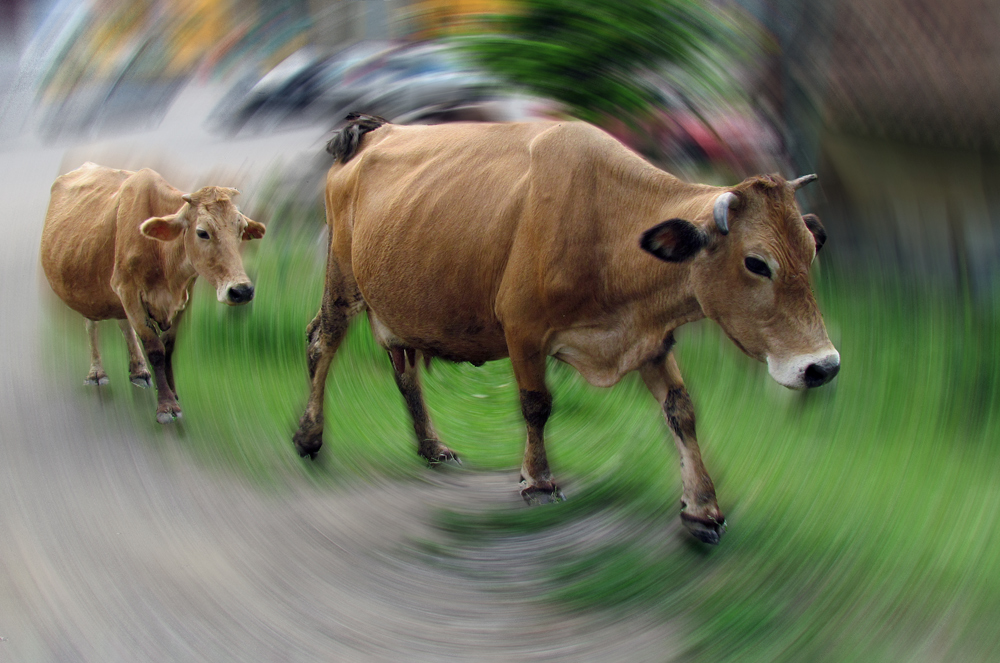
top-left (328, 121), bottom-right (834, 387)
top-left (41, 164), bottom-right (132, 321)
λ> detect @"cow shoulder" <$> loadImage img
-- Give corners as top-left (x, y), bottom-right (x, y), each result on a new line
top-left (111, 170), bottom-right (185, 287)
top-left (497, 124), bottom-right (623, 320)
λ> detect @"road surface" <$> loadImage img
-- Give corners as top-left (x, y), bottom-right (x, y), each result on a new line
top-left (0, 82), bottom-right (680, 661)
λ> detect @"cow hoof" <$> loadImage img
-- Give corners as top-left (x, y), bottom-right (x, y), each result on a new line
top-left (427, 451), bottom-right (460, 467)
top-left (680, 511), bottom-right (727, 545)
top-left (519, 479), bottom-right (566, 506)
top-left (293, 431), bottom-right (323, 459)
top-left (155, 404), bottom-right (182, 424)
top-left (84, 374), bottom-right (109, 386)
top-left (130, 373), bottom-right (152, 388)
top-left (421, 441), bottom-right (460, 467)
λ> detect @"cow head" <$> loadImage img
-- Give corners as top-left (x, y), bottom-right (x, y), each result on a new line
top-left (140, 186), bottom-right (266, 305)
top-left (641, 174), bottom-right (839, 390)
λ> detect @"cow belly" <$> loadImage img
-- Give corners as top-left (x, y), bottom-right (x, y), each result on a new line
top-left (41, 222), bottom-right (123, 320)
top-left (358, 255), bottom-right (508, 364)
top-left (365, 299), bottom-right (508, 365)
top-left (351, 219), bottom-right (512, 365)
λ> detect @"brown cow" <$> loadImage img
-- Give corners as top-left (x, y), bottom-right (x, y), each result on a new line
top-left (294, 115), bottom-right (839, 544)
top-left (40, 162), bottom-right (265, 423)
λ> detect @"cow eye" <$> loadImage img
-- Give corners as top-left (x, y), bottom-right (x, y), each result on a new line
top-left (744, 256), bottom-right (771, 278)
top-left (196, 229), bottom-right (210, 240)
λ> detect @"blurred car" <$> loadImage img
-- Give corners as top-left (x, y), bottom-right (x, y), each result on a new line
top-left (209, 41), bottom-right (502, 135)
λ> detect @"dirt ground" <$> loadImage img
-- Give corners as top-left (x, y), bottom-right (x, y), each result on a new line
top-left (0, 84), bottom-right (681, 661)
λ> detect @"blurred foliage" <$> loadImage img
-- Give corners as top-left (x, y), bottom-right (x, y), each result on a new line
top-left (452, 0), bottom-right (752, 127)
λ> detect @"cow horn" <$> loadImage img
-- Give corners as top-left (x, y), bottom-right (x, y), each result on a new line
top-left (713, 192), bottom-right (737, 235)
top-left (181, 194), bottom-right (194, 204)
top-left (789, 174), bottom-right (818, 190)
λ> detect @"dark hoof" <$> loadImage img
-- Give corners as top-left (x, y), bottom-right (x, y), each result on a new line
top-left (84, 374), bottom-right (109, 386)
top-left (130, 373), bottom-right (152, 388)
top-left (421, 441), bottom-right (460, 467)
top-left (680, 511), bottom-right (727, 545)
top-left (293, 430), bottom-right (323, 459)
top-left (155, 400), bottom-right (183, 424)
top-left (427, 451), bottom-right (461, 467)
top-left (520, 478), bottom-right (566, 506)
top-left (155, 410), bottom-right (179, 424)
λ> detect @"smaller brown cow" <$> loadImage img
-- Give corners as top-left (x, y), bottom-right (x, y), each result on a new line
top-left (40, 163), bottom-right (265, 423)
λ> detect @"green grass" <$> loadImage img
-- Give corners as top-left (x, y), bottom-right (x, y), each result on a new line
top-left (46, 216), bottom-right (1000, 662)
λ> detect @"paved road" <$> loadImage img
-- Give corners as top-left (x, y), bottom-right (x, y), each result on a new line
top-left (0, 83), bottom-right (679, 661)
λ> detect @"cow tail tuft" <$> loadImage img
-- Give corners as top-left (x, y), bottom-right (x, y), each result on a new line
top-left (326, 113), bottom-right (389, 163)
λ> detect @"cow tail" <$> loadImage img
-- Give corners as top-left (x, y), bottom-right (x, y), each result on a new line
top-left (325, 113), bottom-right (389, 163)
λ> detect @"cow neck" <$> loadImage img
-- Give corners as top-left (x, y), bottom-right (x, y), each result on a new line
top-left (159, 231), bottom-right (198, 295)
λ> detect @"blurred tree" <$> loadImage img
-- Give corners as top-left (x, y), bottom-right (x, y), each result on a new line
top-left (453, 0), bottom-right (749, 127)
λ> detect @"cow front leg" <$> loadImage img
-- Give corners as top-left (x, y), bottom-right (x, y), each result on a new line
top-left (84, 319), bottom-right (109, 385)
top-left (160, 306), bottom-right (186, 400)
top-left (117, 320), bottom-right (151, 388)
top-left (142, 332), bottom-right (181, 423)
top-left (119, 292), bottom-right (181, 423)
top-left (388, 347), bottom-right (458, 465)
top-left (640, 351), bottom-right (726, 544)
top-left (509, 345), bottom-right (562, 504)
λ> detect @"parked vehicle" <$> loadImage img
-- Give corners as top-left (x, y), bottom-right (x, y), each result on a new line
top-left (209, 42), bottom-right (501, 134)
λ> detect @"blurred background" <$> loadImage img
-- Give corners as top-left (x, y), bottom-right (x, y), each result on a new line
top-left (1, 0), bottom-right (998, 661)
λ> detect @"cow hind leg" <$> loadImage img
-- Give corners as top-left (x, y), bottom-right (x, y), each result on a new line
top-left (117, 320), bottom-right (151, 388)
top-left (388, 346), bottom-right (458, 465)
top-left (293, 288), bottom-right (356, 458)
top-left (84, 319), bottom-right (109, 385)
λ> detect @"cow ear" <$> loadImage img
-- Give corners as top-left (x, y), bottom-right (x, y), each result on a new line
top-left (640, 218), bottom-right (707, 263)
top-left (141, 214), bottom-right (185, 242)
top-left (802, 213), bottom-right (826, 252)
top-left (242, 217), bottom-right (266, 240)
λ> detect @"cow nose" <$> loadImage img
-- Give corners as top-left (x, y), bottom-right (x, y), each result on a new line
top-left (804, 357), bottom-right (840, 388)
top-left (227, 283), bottom-right (254, 304)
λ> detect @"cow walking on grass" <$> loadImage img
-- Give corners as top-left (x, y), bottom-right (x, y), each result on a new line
top-left (294, 114), bottom-right (839, 544)
top-left (40, 163), bottom-right (265, 423)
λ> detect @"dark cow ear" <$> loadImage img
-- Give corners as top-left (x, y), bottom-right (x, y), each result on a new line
top-left (242, 217), bottom-right (266, 241)
top-left (141, 214), bottom-right (185, 242)
top-left (802, 214), bottom-right (826, 252)
top-left (640, 218), bottom-right (708, 263)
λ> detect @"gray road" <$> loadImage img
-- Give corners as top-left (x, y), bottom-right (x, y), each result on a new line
top-left (0, 84), bottom-right (680, 661)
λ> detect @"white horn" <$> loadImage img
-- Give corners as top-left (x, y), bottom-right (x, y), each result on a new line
top-left (713, 192), bottom-right (737, 235)
top-left (789, 174), bottom-right (818, 190)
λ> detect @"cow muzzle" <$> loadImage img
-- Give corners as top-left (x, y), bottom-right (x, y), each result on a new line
top-left (222, 281), bottom-right (255, 305)
top-left (766, 349), bottom-right (840, 390)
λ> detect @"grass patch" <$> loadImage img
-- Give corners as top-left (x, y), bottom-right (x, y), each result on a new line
top-left (430, 266), bottom-right (1000, 662)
